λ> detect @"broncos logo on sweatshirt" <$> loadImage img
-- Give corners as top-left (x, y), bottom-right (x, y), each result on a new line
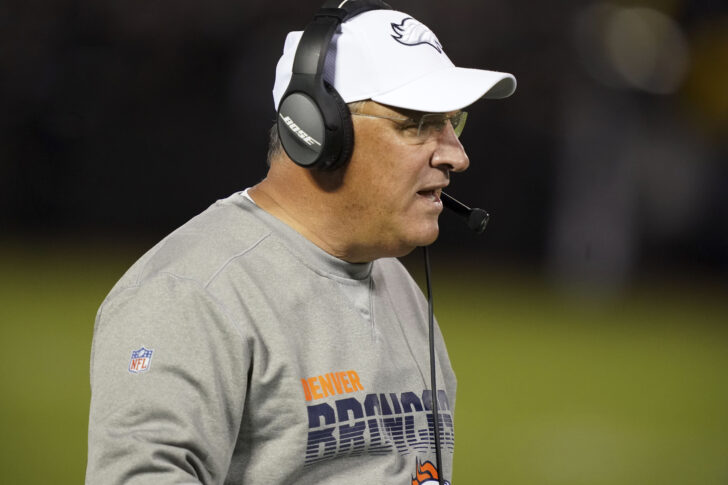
top-left (412, 458), bottom-right (450, 485)
top-left (390, 17), bottom-right (443, 53)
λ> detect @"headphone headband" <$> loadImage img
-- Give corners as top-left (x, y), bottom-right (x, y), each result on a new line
top-left (291, 18), bottom-right (340, 77)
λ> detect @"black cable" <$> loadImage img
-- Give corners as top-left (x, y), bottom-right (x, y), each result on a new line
top-left (423, 245), bottom-right (445, 485)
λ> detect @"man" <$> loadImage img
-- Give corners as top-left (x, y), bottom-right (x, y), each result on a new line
top-left (85, 2), bottom-right (515, 484)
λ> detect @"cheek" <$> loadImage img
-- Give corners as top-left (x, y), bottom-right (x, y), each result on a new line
top-left (348, 125), bottom-right (431, 209)
top-left (371, 163), bottom-right (421, 212)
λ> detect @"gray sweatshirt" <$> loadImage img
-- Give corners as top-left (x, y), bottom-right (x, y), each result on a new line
top-left (86, 191), bottom-right (456, 484)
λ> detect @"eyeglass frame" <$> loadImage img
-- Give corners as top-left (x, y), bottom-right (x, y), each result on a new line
top-left (350, 106), bottom-right (468, 141)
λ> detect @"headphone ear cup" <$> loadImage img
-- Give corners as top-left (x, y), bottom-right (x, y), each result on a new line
top-left (324, 81), bottom-right (354, 170)
top-left (277, 91), bottom-right (328, 168)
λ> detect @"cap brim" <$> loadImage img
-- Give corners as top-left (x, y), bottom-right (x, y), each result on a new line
top-left (371, 67), bottom-right (516, 113)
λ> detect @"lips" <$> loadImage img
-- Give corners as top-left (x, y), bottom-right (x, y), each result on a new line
top-left (416, 188), bottom-right (443, 202)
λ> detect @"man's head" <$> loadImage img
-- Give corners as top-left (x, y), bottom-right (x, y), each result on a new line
top-left (272, 4), bottom-right (516, 170)
top-left (258, 2), bottom-right (516, 262)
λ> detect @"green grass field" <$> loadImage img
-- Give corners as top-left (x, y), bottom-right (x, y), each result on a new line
top-left (1, 244), bottom-right (727, 484)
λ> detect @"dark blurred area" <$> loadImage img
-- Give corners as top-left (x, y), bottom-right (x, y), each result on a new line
top-left (1, 0), bottom-right (726, 289)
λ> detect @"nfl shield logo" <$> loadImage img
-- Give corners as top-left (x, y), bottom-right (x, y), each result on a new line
top-left (129, 347), bottom-right (154, 374)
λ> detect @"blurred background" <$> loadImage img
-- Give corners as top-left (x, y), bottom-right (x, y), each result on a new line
top-left (1, 0), bottom-right (726, 483)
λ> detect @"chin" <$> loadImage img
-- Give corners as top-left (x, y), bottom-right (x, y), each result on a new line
top-left (379, 219), bottom-right (440, 258)
top-left (420, 230), bottom-right (440, 247)
top-left (386, 233), bottom-right (439, 259)
top-left (408, 222), bottom-right (440, 249)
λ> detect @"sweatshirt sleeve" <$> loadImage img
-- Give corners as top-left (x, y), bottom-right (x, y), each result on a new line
top-left (85, 273), bottom-right (249, 485)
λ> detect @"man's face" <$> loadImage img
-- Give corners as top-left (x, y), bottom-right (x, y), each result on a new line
top-left (338, 101), bottom-right (470, 259)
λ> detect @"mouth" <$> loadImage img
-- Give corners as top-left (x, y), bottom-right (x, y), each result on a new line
top-left (416, 188), bottom-right (443, 203)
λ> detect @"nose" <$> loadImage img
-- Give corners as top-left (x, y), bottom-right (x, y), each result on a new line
top-left (431, 122), bottom-right (470, 173)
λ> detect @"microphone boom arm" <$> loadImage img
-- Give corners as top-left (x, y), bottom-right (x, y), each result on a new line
top-left (441, 191), bottom-right (489, 234)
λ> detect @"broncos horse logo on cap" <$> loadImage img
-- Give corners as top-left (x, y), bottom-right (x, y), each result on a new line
top-left (390, 17), bottom-right (443, 53)
top-left (412, 458), bottom-right (450, 485)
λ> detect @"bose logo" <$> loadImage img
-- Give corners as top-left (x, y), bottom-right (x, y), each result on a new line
top-left (280, 114), bottom-right (322, 147)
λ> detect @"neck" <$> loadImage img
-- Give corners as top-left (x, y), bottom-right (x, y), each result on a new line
top-left (249, 163), bottom-right (378, 263)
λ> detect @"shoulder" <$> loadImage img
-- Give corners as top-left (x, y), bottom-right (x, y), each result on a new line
top-left (94, 193), bottom-right (269, 342)
top-left (109, 193), bottom-right (271, 298)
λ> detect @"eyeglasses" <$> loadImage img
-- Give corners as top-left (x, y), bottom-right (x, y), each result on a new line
top-left (351, 109), bottom-right (468, 142)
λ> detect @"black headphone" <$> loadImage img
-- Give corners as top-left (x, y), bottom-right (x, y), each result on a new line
top-left (276, 0), bottom-right (392, 171)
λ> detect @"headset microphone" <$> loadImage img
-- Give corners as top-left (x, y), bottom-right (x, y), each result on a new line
top-left (441, 191), bottom-right (490, 234)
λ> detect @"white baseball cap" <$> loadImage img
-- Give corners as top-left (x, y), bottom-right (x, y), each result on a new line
top-left (272, 9), bottom-right (517, 113)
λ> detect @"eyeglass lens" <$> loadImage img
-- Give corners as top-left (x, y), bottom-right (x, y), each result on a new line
top-left (417, 112), bottom-right (468, 138)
